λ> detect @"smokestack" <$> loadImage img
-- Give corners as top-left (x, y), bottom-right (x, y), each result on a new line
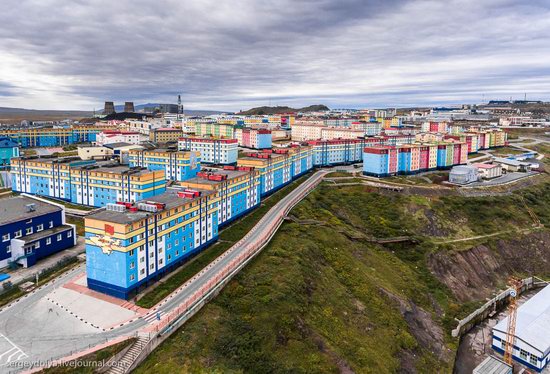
top-left (124, 102), bottom-right (135, 113)
top-left (103, 101), bottom-right (115, 115)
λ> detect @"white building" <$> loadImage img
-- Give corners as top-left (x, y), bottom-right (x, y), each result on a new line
top-left (492, 284), bottom-right (550, 372)
top-left (473, 163), bottom-right (503, 179)
top-left (449, 165), bottom-right (478, 184)
top-left (178, 137), bottom-right (238, 164)
top-left (95, 131), bottom-right (147, 146)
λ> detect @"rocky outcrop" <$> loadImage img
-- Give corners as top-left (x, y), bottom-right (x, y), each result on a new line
top-left (428, 230), bottom-right (550, 302)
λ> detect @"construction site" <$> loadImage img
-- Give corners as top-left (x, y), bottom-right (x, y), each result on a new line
top-left (460, 277), bottom-right (550, 374)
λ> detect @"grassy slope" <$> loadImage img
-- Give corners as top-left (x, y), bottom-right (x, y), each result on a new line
top-left (136, 180), bottom-right (550, 374)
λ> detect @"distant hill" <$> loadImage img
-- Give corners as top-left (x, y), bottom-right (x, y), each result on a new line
top-left (238, 104), bottom-right (329, 115)
top-left (0, 107), bottom-right (93, 123)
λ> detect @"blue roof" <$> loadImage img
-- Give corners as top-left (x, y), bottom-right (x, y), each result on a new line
top-left (0, 137), bottom-right (19, 148)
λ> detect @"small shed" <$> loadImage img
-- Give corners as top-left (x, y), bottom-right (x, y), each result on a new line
top-left (472, 356), bottom-right (512, 374)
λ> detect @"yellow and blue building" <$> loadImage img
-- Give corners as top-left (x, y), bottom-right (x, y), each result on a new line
top-left (128, 149), bottom-right (201, 181)
top-left (10, 157), bottom-right (166, 207)
top-left (308, 139), bottom-right (364, 166)
top-left (85, 189), bottom-right (218, 299)
top-left (0, 126), bottom-right (103, 147)
top-left (179, 167), bottom-right (261, 227)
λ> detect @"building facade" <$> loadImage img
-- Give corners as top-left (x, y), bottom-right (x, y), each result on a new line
top-left (149, 128), bottom-right (184, 143)
top-left (0, 195), bottom-right (76, 269)
top-left (179, 168), bottom-right (261, 227)
top-left (0, 126), bottom-right (103, 148)
top-left (11, 158), bottom-right (166, 207)
top-left (177, 138), bottom-right (238, 165)
top-left (0, 137), bottom-right (20, 167)
top-left (128, 149), bottom-right (201, 181)
top-left (235, 128), bottom-right (272, 149)
top-left (85, 189), bottom-right (218, 299)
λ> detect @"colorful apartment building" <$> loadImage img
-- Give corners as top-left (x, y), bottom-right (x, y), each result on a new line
top-left (128, 149), bottom-right (201, 181)
top-left (421, 121), bottom-right (449, 133)
top-left (308, 139), bottom-right (364, 166)
top-left (0, 137), bottom-right (20, 167)
top-left (177, 137), bottom-right (238, 165)
top-left (235, 128), bottom-right (272, 149)
top-left (11, 158), bottom-right (166, 207)
top-left (194, 122), bottom-right (235, 138)
top-left (351, 121), bottom-right (382, 136)
top-left (179, 167), bottom-right (261, 227)
top-left (363, 146), bottom-right (399, 177)
top-left (85, 189), bottom-right (219, 299)
top-left (0, 126), bottom-right (103, 148)
top-left (95, 131), bottom-right (146, 146)
top-left (237, 152), bottom-right (293, 196)
top-left (0, 195), bottom-right (76, 269)
top-left (149, 128), bottom-right (184, 143)
top-left (363, 141), bottom-right (467, 177)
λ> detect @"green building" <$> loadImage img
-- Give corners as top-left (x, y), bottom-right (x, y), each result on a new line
top-left (0, 137), bottom-right (20, 167)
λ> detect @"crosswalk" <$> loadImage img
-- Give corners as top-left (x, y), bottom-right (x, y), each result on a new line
top-left (142, 310), bottom-right (165, 324)
top-left (0, 333), bottom-right (27, 368)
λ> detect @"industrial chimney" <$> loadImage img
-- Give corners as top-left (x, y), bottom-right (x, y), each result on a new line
top-left (124, 102), bottom-right (135, 113)
top-left (103, 101), bottom-right (116, 115)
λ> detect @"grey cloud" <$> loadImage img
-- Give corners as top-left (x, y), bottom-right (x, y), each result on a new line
top-left (0, 0), bottom-right (549, 110)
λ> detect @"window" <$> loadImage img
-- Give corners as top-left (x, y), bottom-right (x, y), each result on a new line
top-left (6, 245), bottom-right (10, 253)
top-left (130, 261), bottom-right (135, 269)
top-left (140, 256), bottom-right (145, 263)
top-left (159, 259), bottom-right (163, 265)
top-left (130, 274), bottom-right (135, 281)
top-left (37, 224), bottom-right (43, 232)
top-left (26, 227), bottom-right (33, 235)
top-left (140, 269), bottom-right (145, 275)
top-left (35, 241), bottom-right (40, 249)
top-left (57, 234), bottom-right (62, 241)
top-left (25, 248), bottom-right (32, 255)
top-left (46, 237), bottom-right (51, 245)
top-left (520, 349), bottom-right (528, 361)
top-left (129, 249), bottom-right (135, 256)
top-left (49, 221), bottom-right (53, 228)
top-left (529, 354), bottom-right (538, 366)
top-left (150, 252), bottom-right (154, 258)
top-left (149, 264), bottom-right (154, 270)
top-left (2, 234), bottom-right (9, 242)
top-left (67, 230), bottom-right (72, 238)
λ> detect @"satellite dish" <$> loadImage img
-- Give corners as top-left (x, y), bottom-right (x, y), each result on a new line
top-left (510, 289), bottom-right (517, 297)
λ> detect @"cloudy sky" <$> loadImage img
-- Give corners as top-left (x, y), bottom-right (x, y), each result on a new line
top-left (1, 0), bottom-right (550, 111)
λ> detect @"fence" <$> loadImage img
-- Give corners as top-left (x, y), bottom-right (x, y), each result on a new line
top-left (120, 170), bottom-right (327, 373)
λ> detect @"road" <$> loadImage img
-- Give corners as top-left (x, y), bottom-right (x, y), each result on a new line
top-left (0, 170), bottom-right (327, 373)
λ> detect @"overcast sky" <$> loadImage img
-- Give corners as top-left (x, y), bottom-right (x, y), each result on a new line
top-left (1, 0), bottom-right (550, 111)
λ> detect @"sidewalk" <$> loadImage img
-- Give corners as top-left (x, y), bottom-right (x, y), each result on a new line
top-left (0, 237), bottom-right (85, 287)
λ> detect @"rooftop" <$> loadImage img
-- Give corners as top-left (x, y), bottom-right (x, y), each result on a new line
top-left (181, 169), bottom-right (251, 186)
top-left (0, 196), bottom-right (62, 226)
top-left (493, 284), bottom-right (550, 355)
top-left (20, 224), bottom-right (74, 243)
top-left (87, 189), bottom-right (215, 225)
top-left (472, 356), bottom-right (511, 374)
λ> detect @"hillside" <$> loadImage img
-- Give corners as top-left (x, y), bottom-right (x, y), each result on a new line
top-left (0, 107), bottom-right (93, 123)
top-left (238, 104), bottom-right (329, 115)
top-left (136, 177), bottom-right (550, 373)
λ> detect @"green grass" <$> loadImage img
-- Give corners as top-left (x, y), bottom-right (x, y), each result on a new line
top-left (40, 338), bottom-right (136, 374)
top-left (66, 216), bottom-right (85, 236)
top-left (135, 180), bottom-right (550, 373)
top-left (135, 172), bottom-right (314, 308)
top-left (36, 196), bottom-right (95, 211)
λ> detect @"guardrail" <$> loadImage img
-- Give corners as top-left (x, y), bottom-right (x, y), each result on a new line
top-left (120, 171), bottom-right (327, 373)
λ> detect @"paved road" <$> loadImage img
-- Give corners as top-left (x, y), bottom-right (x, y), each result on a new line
top-left (0, 170), bottom-right (327, 373)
